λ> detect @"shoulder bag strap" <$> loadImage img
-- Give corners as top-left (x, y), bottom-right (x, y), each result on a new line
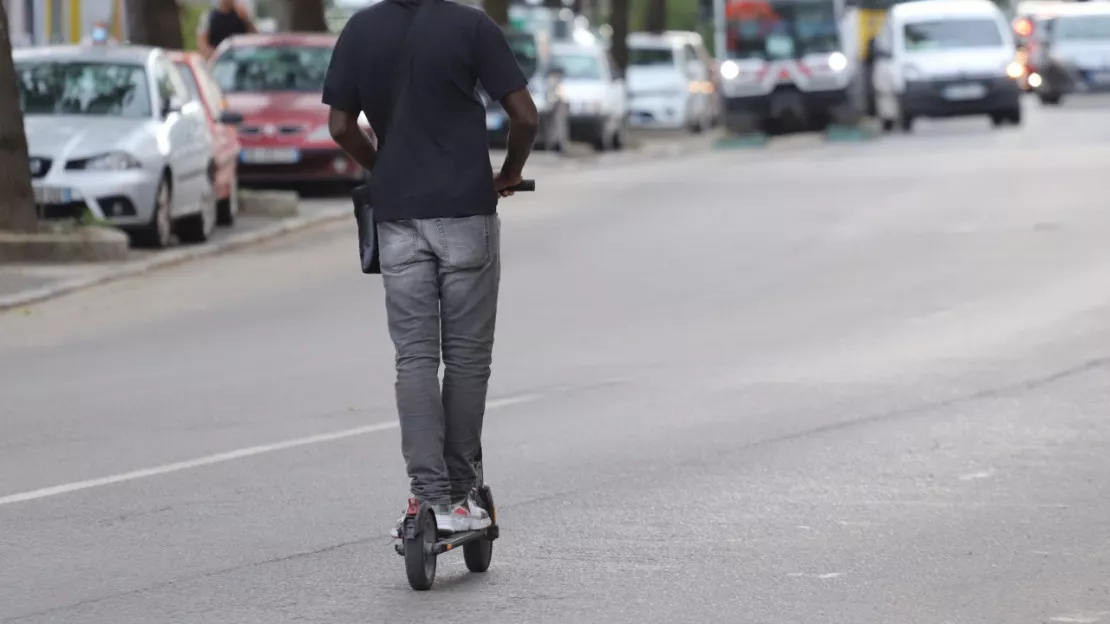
top-left (380, 1), bottom-right (433, 153)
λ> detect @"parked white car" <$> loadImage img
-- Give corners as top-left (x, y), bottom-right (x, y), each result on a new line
top-left (16, 44), bottom-right (218, 247)
top-left (627, 31), bottom-right (716, 132)
top-left (550, 41), bottom-right (628, 151)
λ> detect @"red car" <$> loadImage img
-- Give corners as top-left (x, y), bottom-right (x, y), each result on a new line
top-left (167, 50), bottom-right (243, 225)
top-left (210, 33), bottom-right (369, 186)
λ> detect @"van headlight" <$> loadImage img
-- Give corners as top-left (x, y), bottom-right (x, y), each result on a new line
top-left (720, 60), bottom-right (740, 80)
top-left (828, 52), bottom-right (848, 72)
top-left (82, 152), bottom-right (141, 171)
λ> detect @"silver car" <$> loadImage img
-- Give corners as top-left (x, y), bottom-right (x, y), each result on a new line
top-left (16, 44), bottom-right (217, 247)
top-left (1030, 3), bottom-right (1110, 105)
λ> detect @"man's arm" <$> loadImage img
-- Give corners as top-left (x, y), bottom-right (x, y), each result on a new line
top-left (322, 22), bottom-right (373, 171)
top-left (329, 109), bottom-right (377, 171)
top-left (197, 11), bottom-right (213, 58)
top-left (236, 3), bottom-right (258, 33)
top-left (473, 16), bottom-right (537, 192)
top-left (497, 88), bottom-right (539, 186)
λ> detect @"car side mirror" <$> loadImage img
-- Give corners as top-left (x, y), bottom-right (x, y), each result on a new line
top-left (219, 110), bottom-right (244, 125)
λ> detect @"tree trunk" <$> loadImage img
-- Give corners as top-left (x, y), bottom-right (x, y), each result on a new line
top-left (644, 0), bottom-right (667, 33)
top-left (125, 0), bottom-right (184, 49)
top-left (287, 0), bottom-right (329, 32)
top-left (610, 0), bottom-right (630, 77)
top-left (0, 2), bottom-right (37, 233)
top-left (484, 0), bottom-right (510, 26)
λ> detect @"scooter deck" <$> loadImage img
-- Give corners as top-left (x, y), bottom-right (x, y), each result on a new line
top-left (394, 524), bottom-right (500, 557)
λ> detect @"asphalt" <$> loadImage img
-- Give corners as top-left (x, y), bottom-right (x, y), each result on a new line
top-left (2, 96), bottom-right (1109, 623)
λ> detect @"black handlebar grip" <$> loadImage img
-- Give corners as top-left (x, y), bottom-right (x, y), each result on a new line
top-left (508, 180), bottom-right (535, 192)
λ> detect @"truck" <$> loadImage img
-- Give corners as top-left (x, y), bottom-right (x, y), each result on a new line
top-left (717, 0), bottom-right (860, 134)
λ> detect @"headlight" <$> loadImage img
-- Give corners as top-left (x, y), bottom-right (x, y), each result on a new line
top-left (307, 125), bottom-right (332, 142)
top-left (828, 52), bottom-right (848, 72)
top-left (720, 60), bottom-right (740, 80)
top-left (902, 63), bottom-right (924, 81)
top-left (83, 152), bottom-right (141, 171)
top-left (1006, 61), bottom-right (1024, 79)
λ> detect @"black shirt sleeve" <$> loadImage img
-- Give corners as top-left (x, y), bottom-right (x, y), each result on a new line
top-left (473, 15), bottom-right (529, 102)
top-left (322, 22), bottom-right (361, 113)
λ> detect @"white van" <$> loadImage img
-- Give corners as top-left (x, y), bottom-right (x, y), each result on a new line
top-left (626, 31), bottom-right (716, 132)
top-left (870, 0), bottom-right (1024, 132)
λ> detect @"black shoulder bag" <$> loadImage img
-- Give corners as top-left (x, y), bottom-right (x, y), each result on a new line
top-left (352, 1), bottom-right (432, 275)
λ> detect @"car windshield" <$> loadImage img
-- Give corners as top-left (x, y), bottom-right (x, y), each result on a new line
top-left (725, 0), bottom-right (840, 60)
top-left (1053, 15), bottom-right (1110, 41)
top-left (629, 47), bottom-right (675, 66)
top-left (211, 45), bottom-right (332, 93)
top-left (506, 32), bottom-right (540, 79)
top-left (904, 19), bottom-right (1004, 51)
top-left (15, 61), bottom-right (151, 118)
top-left (552, 53), bottom-right (601, 80)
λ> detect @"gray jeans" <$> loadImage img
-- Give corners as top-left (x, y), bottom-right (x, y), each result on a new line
top-left (378, 214), bottom-right (500, 506)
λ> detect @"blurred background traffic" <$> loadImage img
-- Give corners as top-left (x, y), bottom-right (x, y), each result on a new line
top-left (5, 0), bottom-right (1110, 251)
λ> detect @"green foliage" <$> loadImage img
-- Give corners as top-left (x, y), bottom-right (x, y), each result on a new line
top-left (629, 0), bottom-right (702, 31)
top-left (179, 2), bottom-right (210, 51)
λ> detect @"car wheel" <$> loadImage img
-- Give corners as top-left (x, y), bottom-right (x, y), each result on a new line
top-left (990, 107), bottom-right (1022, 128)
top-left (132, 176), bottom-right (174, 249)
top-left (177, 168), bottom-right (217, 245)
top-left (610, 122), bottom-right (625, 151)
top-left (1038, 92), bottom-right (1062, 106)
top-left (217, 174), bottom-right (239, 227)
top-left (591, 124), bottom-right (608, 152)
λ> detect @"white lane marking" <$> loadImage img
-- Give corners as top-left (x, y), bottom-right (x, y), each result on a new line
top-left (0, 394), bottom-right (542, 507)
top-left (1050, 613), bottom-right (1110, 623)
top-left (958, 469), bottom-right (996, 482)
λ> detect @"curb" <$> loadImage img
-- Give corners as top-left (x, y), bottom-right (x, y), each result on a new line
top-left (0, 205), bottom-right (350, 313)
top-left (0, 140), bottom-right (717, 313)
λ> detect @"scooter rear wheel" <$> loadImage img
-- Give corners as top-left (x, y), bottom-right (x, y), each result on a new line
top-left (405, 510), bottom-right (437, 590)
top-left (463, 486), bottom-right (496, 573)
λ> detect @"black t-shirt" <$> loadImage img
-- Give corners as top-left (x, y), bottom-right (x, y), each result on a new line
top-left (322, 0), bottom-right (527, 222)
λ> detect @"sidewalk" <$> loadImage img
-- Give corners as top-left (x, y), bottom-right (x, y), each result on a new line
top-left (0, 133), bottom-right (719, 312)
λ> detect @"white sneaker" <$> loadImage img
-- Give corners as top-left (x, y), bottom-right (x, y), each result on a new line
top-left (455, 492), bottom-right (492, 531)
top-left (390, 503), bottom-right (465, 538)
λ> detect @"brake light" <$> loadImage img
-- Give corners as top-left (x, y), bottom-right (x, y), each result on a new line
top-left (1014, 17), bottom-right (1033, 38)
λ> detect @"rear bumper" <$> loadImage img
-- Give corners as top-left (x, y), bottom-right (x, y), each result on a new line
top-left (628, 93), bottom-right (689, 129)
top-left (238, 147), bottom-right (364, 184)
top-left (902, 77), bottom-right (1021, 117)
top-left (1037, 63), bottom-right (1110, 95)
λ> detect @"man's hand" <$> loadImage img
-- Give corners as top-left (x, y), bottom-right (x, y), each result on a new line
top-left (494, 171), bottom-right (523, 198)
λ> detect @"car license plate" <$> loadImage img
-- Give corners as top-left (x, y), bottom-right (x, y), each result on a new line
top-left (486, 113), bottom-right (504, 130)
top-left (32, 186), bottom-right (74, 205)
top-left (943, 83), bottom-right (987, 100)
top-left (240, 148), bottom-right (300, 164)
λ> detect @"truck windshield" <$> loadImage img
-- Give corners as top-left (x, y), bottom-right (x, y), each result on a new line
top-left (725, 0), bottom-right (840, 60)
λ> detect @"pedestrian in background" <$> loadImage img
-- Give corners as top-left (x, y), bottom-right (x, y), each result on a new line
top-left (198, 0), bottom-right (257, 59)
top-left (322, 0), bottom-right (539, 534)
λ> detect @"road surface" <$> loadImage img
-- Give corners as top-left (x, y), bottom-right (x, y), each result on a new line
top-left (2, 99), bottom-right (1109, 623)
